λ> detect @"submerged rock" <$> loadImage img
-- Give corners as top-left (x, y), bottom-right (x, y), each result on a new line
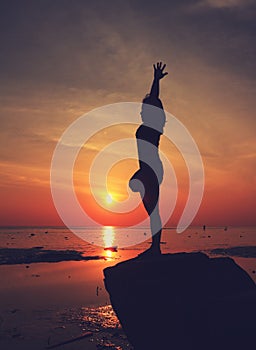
top-left (104, 252), bottom-right (256, 350)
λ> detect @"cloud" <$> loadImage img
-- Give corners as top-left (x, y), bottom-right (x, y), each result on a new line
top-left (0, 161), bottom-right (50, 188)
top-left (194, 0), bottom-right (254, 9)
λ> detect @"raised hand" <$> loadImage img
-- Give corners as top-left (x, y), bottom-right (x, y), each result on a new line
top-left (153, 62), bottom-right (168, 80)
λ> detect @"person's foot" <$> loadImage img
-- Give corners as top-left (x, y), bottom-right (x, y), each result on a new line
top-left (137, 246), bottom-right (161, 258)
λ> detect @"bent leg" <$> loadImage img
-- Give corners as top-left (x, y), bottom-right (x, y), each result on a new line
top-left (129, 169), bottom-right (145, 194)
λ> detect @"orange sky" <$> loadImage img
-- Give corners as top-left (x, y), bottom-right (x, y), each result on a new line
top-left (0, 0), bottom-right (255, 227)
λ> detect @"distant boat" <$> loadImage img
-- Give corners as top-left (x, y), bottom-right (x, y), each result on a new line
top-left (104, 246), bottom-right (118, 252)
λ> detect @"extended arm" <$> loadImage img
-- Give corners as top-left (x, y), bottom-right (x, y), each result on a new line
top-left (149, 62), bottom-right (168, 99)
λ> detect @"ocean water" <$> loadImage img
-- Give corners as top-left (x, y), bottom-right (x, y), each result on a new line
top-left (0, 225), bottom-right (255, 271)
top-left (0, 225), bottom-right (255, 251)
top-left (0, 226), bottom-right (255, 349)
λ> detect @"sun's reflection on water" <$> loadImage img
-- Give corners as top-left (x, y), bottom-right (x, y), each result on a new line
top-left (102, 226), bottom-right (116, 259)
top-left (103, 226), bottom-right (115, 247)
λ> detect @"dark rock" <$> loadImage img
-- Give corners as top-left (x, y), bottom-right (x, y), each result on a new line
top-left (104, 252), bottom-right (256, 350)
top-left (10, 309), bottom-right (19, 313)
top-left (104, 246), bottom-right (118, 252)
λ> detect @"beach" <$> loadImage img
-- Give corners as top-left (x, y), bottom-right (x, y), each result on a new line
top-left (1, 1), bottom-right (256, 347)
top-left (0, 226), bottom-right (255, 349)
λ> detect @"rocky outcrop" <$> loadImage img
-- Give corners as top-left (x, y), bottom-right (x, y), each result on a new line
top-left (104, 252), bottom-right (256, 350)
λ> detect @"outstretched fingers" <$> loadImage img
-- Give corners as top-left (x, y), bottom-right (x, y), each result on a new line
top-left (153, 61), bottom-right (168, 79)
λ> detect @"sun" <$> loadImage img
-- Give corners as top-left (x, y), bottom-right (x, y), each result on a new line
top-left (106, 194), bottom-right (113, 204)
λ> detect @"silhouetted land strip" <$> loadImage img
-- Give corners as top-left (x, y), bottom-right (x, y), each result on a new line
top-left (209, 245), bottom-right (256, 258)
top-left (104, 252), bottom-right (256, 350)
top-left (0, 247), bottom-right (104, 265)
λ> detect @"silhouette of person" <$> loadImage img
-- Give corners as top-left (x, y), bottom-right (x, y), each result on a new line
top-left (129, 62), bottom-right (168, 256)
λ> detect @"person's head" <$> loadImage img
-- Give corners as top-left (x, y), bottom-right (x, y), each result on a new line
top-left (141, 94), bottom-right (166, 132)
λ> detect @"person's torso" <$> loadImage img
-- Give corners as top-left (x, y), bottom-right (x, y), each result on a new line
top-left (136, 124), bottom-right (163, 183)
